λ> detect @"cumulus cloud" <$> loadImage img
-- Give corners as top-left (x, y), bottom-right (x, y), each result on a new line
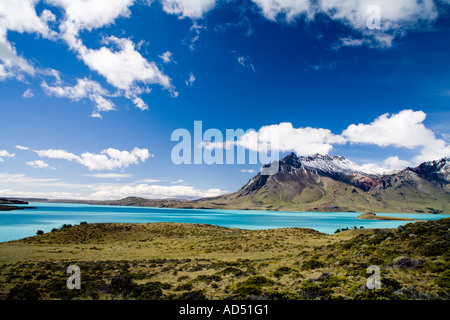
top-left (79, 37), bottom-right (173, 93)
top-left (236, 122), bottom-right (346, 156)
top-left (24, 146), bottom-right (152, 171)
top-left (48, 0), bottom-right (176, 112)
top-left (0, 150), bottom-right (15, 162)
top-left (342, 109), bottom-right (450, 164)
top-left (202, 109), bottom-right (448, 169)
top-left (0, 0), bottom-right (55, 80)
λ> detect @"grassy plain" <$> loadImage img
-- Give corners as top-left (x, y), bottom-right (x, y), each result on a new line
top-left (0, 219), bottom-right (448, 300)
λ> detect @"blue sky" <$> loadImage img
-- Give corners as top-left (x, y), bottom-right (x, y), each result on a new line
top-left (0, 0), bottom-right (449, 200)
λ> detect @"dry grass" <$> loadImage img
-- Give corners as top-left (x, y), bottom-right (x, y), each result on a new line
top-left (0, 220), bottom-right (448, 300)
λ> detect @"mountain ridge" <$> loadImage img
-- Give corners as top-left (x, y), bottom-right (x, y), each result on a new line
top-left (11, 154), bottom-right (450, 213)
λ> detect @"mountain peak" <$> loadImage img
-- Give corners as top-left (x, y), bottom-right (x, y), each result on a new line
top-left (278, 152), bottom-right (376, 177)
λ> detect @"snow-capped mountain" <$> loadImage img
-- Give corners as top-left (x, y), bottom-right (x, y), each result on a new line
top-left (100, 153), bottom-right (450, 213)
top-left (223, 152), bottom-right (450, 213)
top-left (278, 152), bottom-right (384, 177)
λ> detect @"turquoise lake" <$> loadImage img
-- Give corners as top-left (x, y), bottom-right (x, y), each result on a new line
top-left (1, 202), bottom-right (449, 242)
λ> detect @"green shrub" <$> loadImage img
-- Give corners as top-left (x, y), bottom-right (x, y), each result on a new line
top-left (7, 282), bottom-right (41, 300)
top-left (232, 284), bottom-right (262, 299)
top-left (192, 274), bottom-right (222, 283)
top-left (230, 276), bottom-right (275, 299)
top-left (273, 266), bottom-right (296, 278)
top-left (176, 289), bottom-right (207, 300)
top-left (434, 270), bottom-right (450, 288)
top-left (103, 275), bottom-right (135, 296)
top-left (175, 283), bottom-right (193, 291)
top-left (421, 241), bottom-right (448, 257)
top-left (301, 258), bottom-right (324, 271)
top-left (131, 282), bottom-right (170, 300)
top-left (353, 288), bottom-right (397, 300)
top-left (299, 284), bottom-right (331, 300)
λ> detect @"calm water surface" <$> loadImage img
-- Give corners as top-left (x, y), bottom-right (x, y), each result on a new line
top-left (1, 202), bottom-right (449, 242)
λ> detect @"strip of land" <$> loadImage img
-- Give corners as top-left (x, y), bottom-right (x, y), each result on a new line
top-left (0, 198), bottom-right (36, 211)
top-left (356, 212), bottom-right (423, 221)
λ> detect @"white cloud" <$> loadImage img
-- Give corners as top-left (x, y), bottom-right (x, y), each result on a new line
top-left (28, 146), bottom-right (152, 171)
top-left (382, 156), bottom-right (412, 170)
top-left (35, 148), bottom-right (79, 161)
top-left (89, 183), bottom-right (226, 200)
top-left (342, 109), bottom-right (450, 165)
top-left (77, 147), bottom-right (152, 171)
top-left (15, 145), bottom-right (30, 150)
top-left (47, 0), bottom-right (176, 112)
top-left (0, 150), bottom-right (15, 162)
top-left (360, 156), bottom-right (412, 174)
top-left (185, 72), bottom-right (195, 86)
top-left (48, 0), bottom-right (134, 40)
top-left (137, 178), bottom-right (161, 183)
top-left (236, 122), bottom-right (346, 156)
top-left (0, 0), bottom-right (55, 80)
top-left (26, 160), bottom-right (51, 169)
top-left (171, 179), bottom-right (184, 184)
top-left (241, 169), bottom-right (256, 173)
top-left (42, 77), bottom-right (116, 114)
top-left (0, 172), bottom-right (225, 200)
top-left (250, 0), bottom-right (441, 48)
top-left (321, 0), bottom-right (438, 48)
top-left (159, 51), bottom-right (173, 63)
top-left (79, 37), bottom-right (173, 92)
top-left (251, 0), bottom-right (311, 22)
top-left (342, 110), bottom-right (434, 148)
top-left (160, 0), bottom-right (216, 19)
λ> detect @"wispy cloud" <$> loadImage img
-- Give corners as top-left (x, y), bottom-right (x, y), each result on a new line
top-left (185, 72), bottom-right (196, 86)
top-left (87, 173), bottom-right (134, 179)
top-left (26, 160), bottom-right (53, 169)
